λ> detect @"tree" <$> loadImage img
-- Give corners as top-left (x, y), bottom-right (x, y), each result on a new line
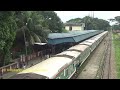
top-left (66, 18), bottom-right (82, 23)
top-left (13, 11), bottom-right (50, 56)
top-left (0, 11), bottom-right (64, 66)
top-left (82, 16), bottom-right (93, 30)
top-left (114, 16), bottom-right (120, 25)
top-left (66, 16), bottom-right (110, 31)
top-left (0, 11), bottom-right (17, 66)
top-left (40, 11), bottom-right (64, 33)
top-left (112, 25), bottom-right (120, 30)
top-left (109, 16), bottom-right (120, 30)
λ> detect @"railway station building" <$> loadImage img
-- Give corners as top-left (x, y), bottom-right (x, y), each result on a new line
top-left (64, 22), bottom-right (85, 31)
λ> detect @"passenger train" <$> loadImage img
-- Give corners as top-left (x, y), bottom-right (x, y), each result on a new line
top-left (10, 31), bottom-right (108, 79)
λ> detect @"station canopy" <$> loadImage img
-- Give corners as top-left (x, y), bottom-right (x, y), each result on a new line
top-left (47, 30), bottom-right (102, 45)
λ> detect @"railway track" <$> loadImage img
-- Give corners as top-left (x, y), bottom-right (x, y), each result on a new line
top-left (95, 32), bottom-right (112, 79)
top-left (108, 39), bottom-right (111, 79)
top-left (102, 32), bottom-right (112, 79)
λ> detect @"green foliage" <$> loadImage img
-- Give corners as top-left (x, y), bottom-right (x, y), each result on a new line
top-left (14, 11), bottom-right (63, 47)
top-left (113, 33), bottom-right (120, 78)
top-left (40, 11), bottom-right (64, 33)
top-left (114, 16), bottom-right (120, 24)
top-left (112, 25), bottom-right (120, 30)
top-left (0, 11), bottom-right (17, 66)
top-left (66, 16), bottom-right (110, 31)
top-left (0, 11), bottom-right (66, 66)
top-left (14, 11), bottom-right (50, 48)
top-left (82, 16), bottom-right (110, 30)
top-left (66, 18), bottom-right (82, 23)
top-left (109, 16), bottom-right (120, 30)
top-left (62, 28), bottom-right (69, 33)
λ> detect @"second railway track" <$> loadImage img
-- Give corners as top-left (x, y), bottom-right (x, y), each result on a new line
top-left (95, 31), bottom-right (112, 79)
top-left (103, 32), bottom-right (112, 79)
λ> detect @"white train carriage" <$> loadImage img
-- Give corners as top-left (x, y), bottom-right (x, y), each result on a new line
top-left (68, 44), bottom-right (90, 67)
top-left (79, 41), bottom-right (95, 52)
top-left (85, 39), bottom-right (97, 51)
top-left (55, 50), bottom-right (81, 79)
top-left (89, 32), bottom-right (104, 47)
top-left (10, 56), bottom-right (74, 79)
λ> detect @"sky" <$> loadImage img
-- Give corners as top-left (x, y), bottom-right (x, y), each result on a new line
top-left (55, 11), bottom-right (120, 25)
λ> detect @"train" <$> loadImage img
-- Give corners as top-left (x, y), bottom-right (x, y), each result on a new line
top-left (10, 31), bottom-right (108, 79)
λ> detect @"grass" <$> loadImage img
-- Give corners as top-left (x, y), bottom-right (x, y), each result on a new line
top-left (113, 33), bottom-right (120, 78)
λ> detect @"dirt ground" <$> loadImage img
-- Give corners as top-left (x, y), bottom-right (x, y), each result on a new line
top-left (102, 32), bottom-right (117, 79)
top-left (77, 32), bottom-right (117, 79)
top-left (108, 32), bottom-right (117, 79)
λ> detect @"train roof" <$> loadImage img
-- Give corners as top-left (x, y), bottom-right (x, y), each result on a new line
top-left (79, 31), bottom-right (104, 45)
top-left (11, 57), bottom-right (72, 79)
top-left (57, 50), bottom-right (80, 59)
top-left (10, 73), bottom-right (48, 79)
top-left (79, 41), bottom-right (93, 46)
top-left (69, 44), bottom-right (89, 52)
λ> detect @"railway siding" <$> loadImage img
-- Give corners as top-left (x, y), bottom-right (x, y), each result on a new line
top-left (96, 31), bottom-right (117, 79)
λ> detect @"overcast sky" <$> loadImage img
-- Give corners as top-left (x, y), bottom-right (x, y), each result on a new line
top-left (55, 11), bottom-right (120, 25)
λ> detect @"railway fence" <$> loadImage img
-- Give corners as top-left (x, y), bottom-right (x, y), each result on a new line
top-left (0, 49), bottom-right (52, 78)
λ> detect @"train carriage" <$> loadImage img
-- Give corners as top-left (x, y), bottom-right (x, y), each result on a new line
top-left (68, 44), bottom-right (91, 68)
top-left (10, 56), bottom-right (74, 79)
top-left (85, 39), bottom-right (97, 51)
top-left (79, 41), bottom-right (94, 52)
top-left (55, 50), bottom-right (81, 79)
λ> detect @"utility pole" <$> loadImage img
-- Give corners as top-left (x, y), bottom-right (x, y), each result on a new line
top-left (22, 25), bottom-right (28, 60)
top-left (23, 29), bottom-right (27, 56)
top-left (91, 11), bottom-right (94, 18)
top-left (93, 11), bottom-right (94, 18)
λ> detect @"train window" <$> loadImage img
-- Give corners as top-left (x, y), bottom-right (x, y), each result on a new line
top-left (73, 64), bottom-right (74, 68)
top-left (66, 69), bottom-right (69, 76)
top-left (56, 77), bottom-right (60, 79)
top-left (64, 70), bottom-right (66, 76)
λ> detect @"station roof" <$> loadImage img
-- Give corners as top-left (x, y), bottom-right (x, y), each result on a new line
top-left (48, 30), bottom-right (97, 39)
top-left (47, 30), bottom-right (102, 45)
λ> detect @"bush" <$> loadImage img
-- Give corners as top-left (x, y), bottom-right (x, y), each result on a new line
top-left (62, 28), bottom-right (69, 33)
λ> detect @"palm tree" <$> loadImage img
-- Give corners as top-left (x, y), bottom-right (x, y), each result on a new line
top-left (13, 11), bottom-right (50, 56)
